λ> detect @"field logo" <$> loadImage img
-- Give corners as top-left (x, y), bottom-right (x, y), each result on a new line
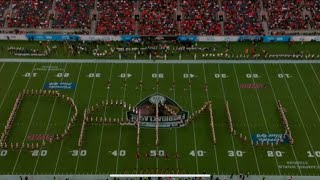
top-left (252, 133), bottom-right (290, 144)
top-left (44, 82), bottom-right (76, 90)
top-left (127, 94), bottom-right (188, 128)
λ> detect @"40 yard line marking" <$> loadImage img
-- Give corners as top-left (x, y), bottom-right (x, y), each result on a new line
top-left (95, 63), bottom-right (114, 173)
top-left (12, 63), bottom-right (51, 174)
top-left (187, 64), bottom-right (199, 173)
top-left (74, 63), bottom-right (99, 174)
top-left (263, 64), bottom-right (302, 175)
top-left (278, 64), bottom-right (320, 168)
top-left (247, 64), bottom-right (281, 175)
top-left (54, 63), bottom-right (83, 174)
top-left (32, 63), bottom-right (69, 174)
top-left (171, 64), bottom-right (179, 170)
top-left (115, 63), bottom-right (129, 174)
top-left (232, 64), bottom-right (261, 175)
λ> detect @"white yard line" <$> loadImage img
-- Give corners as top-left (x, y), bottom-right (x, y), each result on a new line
top-left (263, 64), bottom-right (302, 175)
top-left (74, 63), bottom-right (99, 174)
top-left (232, 64), bottom-right (261, 175)
top-left (247, 64), bottom-right (281, 175)
top-left (54, 63), bottom-right (83, 174)
top-left (187, 64), bottom-right (199, 173)
top-left (115, 63), bottom-right (129, 174)
top-left (12, 63), bottom-right (51, 174)
top-left (95, 63), bottom-right (114, 173)
top-left (32, 63), bottom-right (68, 174)
top-left (136, 63), bottom-right (144, 174)
top-left (0, 62), bottom-right (5, 73)
top-left (156, 63), bottom-right (159, 171)
top-left (0, 63), bottom-right (21, 114)
top-left (171, 64), bottom-right (179, 170)
top-left (278, 64), bottom-right (320, 167)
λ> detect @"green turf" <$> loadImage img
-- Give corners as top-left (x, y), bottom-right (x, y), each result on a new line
top-left (0, 61), bottom-right (320, 176)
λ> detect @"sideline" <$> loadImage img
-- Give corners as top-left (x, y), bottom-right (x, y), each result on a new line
top-left (1, 58), bottom-right (320, 64)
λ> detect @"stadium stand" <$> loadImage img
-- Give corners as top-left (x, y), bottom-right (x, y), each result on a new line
top-left (180, 0), bottom-right (221, 35)
top-left (305, 0), bottom-right (320, 29)
top-left (8, 0), bottom-right (52, 28)
top-left (96, 0), bottom-right (136, 35)
top-left (222, 0), bottom-right (263, 35)
top-left (52, 0), bottom-right (94, 29)
top-left (138, 0), bottom-right (179, 35)
top-left (263, 0), bottom-right (307, 30)
top-left (0, 0), bottom-right (9, 27)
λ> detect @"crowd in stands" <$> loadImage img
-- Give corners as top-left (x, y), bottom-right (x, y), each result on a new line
top-left (96, 0), bottom-right (135, 35)
top-left (263, 0), bottom-right (307, 30)
top-left (139, 0), bottom-right (178, 35)
top-left (52, 0), bottom-right (94, 29)
top-left (181, 0), bottom-right (221, 35)
top-left (0, 0), bottom-right (10, 27)
top-left (305, 0), bottom-right (320, 29)
top-left (223, 0), bottom-right (263, 35)
top-left (8, 0), bottom-right (52, 28)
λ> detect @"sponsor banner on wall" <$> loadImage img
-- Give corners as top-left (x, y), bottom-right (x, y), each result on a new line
top-left (238, 36), bottom-right (263, 42)
top-left (26, 34), bottom-right (81, 41)
top-left (290, 36), bottom-right (320, 42)
top-left (177, 36), bottom-right (199, 42)
top-left (198, 36), bottom-right (240, 42)
top-left (120, 35), bottom-right (142, 43)
top-left (263, 36), bottom-right (291, 42)
top-left (79, 35), bottom-right (120, 41)
top-left (44, 82), bottom-right (76, 90)
top-left (0, 34), bottom-right (27, 40)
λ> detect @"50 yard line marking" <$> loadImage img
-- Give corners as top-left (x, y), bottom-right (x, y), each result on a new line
top-left (136, 63), bottom-right (144, 173)
top-left (171, 64), bottom-right (179, 170)
top-left (247, 64), bottom-right (281, 175)
top-left (278, 64), bottom-right (320, 168)
top-left (232, 64), bottom-right (261, 175)
top-left (95, 63), bottom-right (114, 173)
top-left (33, 63), bottom-right (69, 174)
top-left (12, 63), bottom-right (50, 174)
top-left (74, 63), bottom-right (99, 174)
top-left (115, 63), bottom-right (129, 174)
top-left (187, 64), bottom-right (199, 173)
top-left (263, 64), bottom-right (302, 175)
top-left (54, 63), bottom-right (83, 174)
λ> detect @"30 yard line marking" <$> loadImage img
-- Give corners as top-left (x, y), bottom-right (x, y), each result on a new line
top-left (115, 63), bottom-right (129, 174)
top-left (12, 63), bottom-right (51, 174)
top-left (263, 64), bottom-right (302, 175)
top-left (95, 63), bottom-right (114, 173)
top-left (247, 64), bottom-right (281, 175)
top-left (171, 64), bottom-right (179, 169)
top-left (74, 63), bottom-right (99, 174)
top-left (232, 64), bottom-right (261, 175)
top-left (278, 64), bottom-right (320, 167)
top-left (32, 63), bottom-right (69, 174)
top-left (54, 63), bottom-right (83, 174)
top-left (187, 64), bottom-right (199, 173)
top-left (136, 63), bottom-right (144, 173)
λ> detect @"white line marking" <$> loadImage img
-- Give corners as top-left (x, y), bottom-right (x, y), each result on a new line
top-left (136, 63), bottom-right (144, 173)
top-left (171, 64), bottom-right (179, 170)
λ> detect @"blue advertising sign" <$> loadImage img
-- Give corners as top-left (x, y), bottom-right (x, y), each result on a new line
top-left (26, 34), bottom-right (80, 41)
top-left (239, 36), bottom-right (263, 42)
top-left (120, 35), bottom-right (142, 43)
top-left (177, 36), bottom-right (199, 42)
top-left (263, 36), bottom-right (291, 43)
top-left (251, 133), bottom-right (290, 144)
top-left (44, 82), bottom-right (76, 90)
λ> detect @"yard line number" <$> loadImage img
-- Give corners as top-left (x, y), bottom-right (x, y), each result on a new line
top-left (278, 74), bottom-right (291, 78)
top-left (246, 74), bottom-right (259, 79)
top-left (267, 151), bottom-right (284, 157)
top-left (71, 150), bottom-right (87, 157)
top-left (56, 73), bottom-right (70, 78)
top-left (111, 150), bottom-right (126, 157)
top-left (214, 74), bottom-right (228, 78)
top-left (228, 150), bottom-right (245, 157)
top-left (152, 73), bottom-right (164, 78)
top-left (23, 73), bottom-right (37, 77)
top-left (307, 151), bottom-right (320, 158)
top-left (31, 150), bottom-right (47, 157)
top-left (87, 73), bottom-right (101, 78)
top-left (0, 150), bottom-right (8, 156)
top-left (189, 150), bottom-right (206, 157)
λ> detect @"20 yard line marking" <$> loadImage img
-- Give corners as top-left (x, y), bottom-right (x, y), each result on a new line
top-left (171, 64), bottom-right (179, 170)
top-left (32, 63), bottom-right (69, 174)
top-left (54, 63), bottom-right (83, 174)
top-left (232, 64), bottom-right (261, 175)
top-left (12, 63), bottom-right (51, 174)
top-left (136, 63), bottom-right (144, 173)
top-left (278, 64), bottom-right (320, 167)
top-left (263, 64), bottom-right (302, 175)
top-left (74, 63), bottom-right (99, 174)
top-left (95, 63), bottom-right (114, 173)
top-left (247, 64), bottom-right (281, 175)
top-left (115, 63), bottom-right (129, 174)
top-left (187, 64), bottom-right (199, 173)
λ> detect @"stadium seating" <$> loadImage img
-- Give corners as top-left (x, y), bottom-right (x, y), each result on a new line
top-left (0, 0), bottom-right (9, 27)
top-left (8, 0), bottom-right (52, 28)
top-left (305, 0), bottom-right (320, 29)
top-left (139, 0), bottom-right (179, 35)
top-left (263, 0), bottom-right (307, 30)
top-left (96, 0), bottom-right (135, 35)
top-left (52, 0), bottom-right (94, 29)
top-left (222, 0), bottom-right (263, 35)
top-left (181, 0), bottom-right (221, 35)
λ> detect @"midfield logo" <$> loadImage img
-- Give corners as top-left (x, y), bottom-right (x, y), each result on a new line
top-left (127, 94), bottom-right (188, 128)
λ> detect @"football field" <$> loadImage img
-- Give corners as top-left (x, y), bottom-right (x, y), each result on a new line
top-left (0, 60), bottom-right (320, 176)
